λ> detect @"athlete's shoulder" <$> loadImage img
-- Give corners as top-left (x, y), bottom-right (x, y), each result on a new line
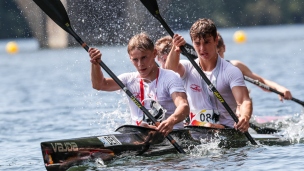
top-left (118, 72), bottom-right (138, 82)
top-left (160, 68), bottom-right (180, 78)
top-left (180, 59), bottom-right (191, 64)
top-left (222, 59), bottom-right (240, 70)
top-left (221, 59), bottom-right (243, 80)
top-left (229, 60), bottom-right (246, 67)
top-left (119, 71), bottom-right (137, 77)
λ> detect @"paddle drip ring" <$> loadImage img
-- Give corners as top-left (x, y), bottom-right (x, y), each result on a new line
top-left (142, 99), bottom-right (166, 125)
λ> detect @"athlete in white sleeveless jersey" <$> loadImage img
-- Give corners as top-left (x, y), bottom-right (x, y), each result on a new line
top-left (118, 68), bottom-right (185, 129)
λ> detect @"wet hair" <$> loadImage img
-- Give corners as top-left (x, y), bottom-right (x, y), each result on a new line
top-left (127, 32), bottom-right (154, 54)
top-left (190, 18), bottom-right (217, 41)
top-left (155, 35), bottom-right (172, 56)
top-left (217, 32), bottom-right (225, 49)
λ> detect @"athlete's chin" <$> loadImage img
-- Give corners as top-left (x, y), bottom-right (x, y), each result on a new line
top-left (138, 68), bottom-right (146, 73)
top-left (138, 70), bottom-right (149, 77)
top-left (199, 55), bottom-right (210, 60)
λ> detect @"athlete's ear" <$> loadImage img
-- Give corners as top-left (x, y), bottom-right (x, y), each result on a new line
top-left (153, 49), bottom-right (157, 59)
top-left (215, 35), bottom-right (219, 46)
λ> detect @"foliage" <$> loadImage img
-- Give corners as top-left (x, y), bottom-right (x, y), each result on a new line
top-left (0, 0), bottom-right (32, 39)
top-left (163, 0), bottom-right (304, 30)
top-left (0, 0), bottom-right (303, 39)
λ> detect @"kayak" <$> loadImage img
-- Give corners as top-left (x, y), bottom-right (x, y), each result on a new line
top-left (41, 125), bottom-right (296, 171)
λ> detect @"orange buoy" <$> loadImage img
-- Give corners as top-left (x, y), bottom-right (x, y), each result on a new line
top-left (233, 30), bottom-right (247, 44)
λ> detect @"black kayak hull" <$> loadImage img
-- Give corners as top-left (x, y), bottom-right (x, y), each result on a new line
top-left (41, 125), bottom-right (291, 171)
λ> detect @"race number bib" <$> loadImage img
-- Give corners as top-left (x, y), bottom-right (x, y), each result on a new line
top-left (189, 109), bottom-right (219, 126)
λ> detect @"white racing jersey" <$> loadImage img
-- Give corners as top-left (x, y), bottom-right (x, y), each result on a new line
top-left (181, 57), bottom-right (246, 127)
top-left (118, 68), bottom-right (186, 129)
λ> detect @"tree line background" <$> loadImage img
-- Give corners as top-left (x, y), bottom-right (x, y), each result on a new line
top-left (0, 0), bottom-right (303, 40)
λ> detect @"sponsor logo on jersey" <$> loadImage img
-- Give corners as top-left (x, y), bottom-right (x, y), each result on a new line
top-left (190, 84), bottom-right (202, 92)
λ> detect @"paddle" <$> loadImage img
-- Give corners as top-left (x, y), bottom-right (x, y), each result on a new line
top-left (249, 123), bottom-right (279, 134)
top-left (244, 76), bottom-right (304, 107)
top-left (32, 0), bottom-right (185, 154)
top-left (140, 0), bottom-right (257, 145)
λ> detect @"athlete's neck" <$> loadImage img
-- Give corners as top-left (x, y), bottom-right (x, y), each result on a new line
top-left (141, 65), bottom-right (159, 83)
top-left (199, 55), bottom-right (218, 72)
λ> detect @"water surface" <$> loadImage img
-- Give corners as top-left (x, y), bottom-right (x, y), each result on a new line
top-left (0, 24), bottom-right (304, 171)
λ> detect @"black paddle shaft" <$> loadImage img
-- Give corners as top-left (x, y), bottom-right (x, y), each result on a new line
top-left (32, 0), bottom-right (185, 154)
top-left (140, 0), bottom-right (257, 145)
top-left (244, 76), bottom-right (304, 107)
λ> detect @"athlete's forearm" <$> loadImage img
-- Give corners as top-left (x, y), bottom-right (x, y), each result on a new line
top-left (165, 47), bottom-right (181, 72)
top-left (168, 102), bottom-right (189, 125)
top-left (240, 100), bottom-right (252, 121)
top-left (91, 63), bottom-right (105, 90)
top-left (263, 79), bottom-right (289, 92)
top-left (169, 92), bottom-right (190, 125)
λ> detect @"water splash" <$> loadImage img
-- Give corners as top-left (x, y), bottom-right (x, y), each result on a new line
top-left (251, 112), bottom-right (304, 144)
top-left (279, 113), bottom-right (304, 143)
top-left (188, 137), bottom-right (222, 157)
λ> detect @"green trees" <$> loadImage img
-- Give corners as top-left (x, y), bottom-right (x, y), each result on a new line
top-left (164, 0), bottom-right (304, 30)
top-left (0, 0), bottom-right (32, 39)
top-left (0, 0), bottom-right (303, 39)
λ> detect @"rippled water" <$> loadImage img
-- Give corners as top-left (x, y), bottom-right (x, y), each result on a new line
top-left (0, 24), bottom-right (304, 170)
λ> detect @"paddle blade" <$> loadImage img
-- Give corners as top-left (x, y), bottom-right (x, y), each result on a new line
top-left (33, 0), bottom-right (89, 51)
top-left (249, 123), bottom-right (279, 134)
top-left (182, 43), bottom-right (199, 60)
top-left (33, 0), bottom-right (71, 32)
top-left (140, 0), bottom-right (159, 17)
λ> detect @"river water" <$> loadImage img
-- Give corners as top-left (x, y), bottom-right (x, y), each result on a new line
top-left (0, 24), bottom-right (304, 171)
